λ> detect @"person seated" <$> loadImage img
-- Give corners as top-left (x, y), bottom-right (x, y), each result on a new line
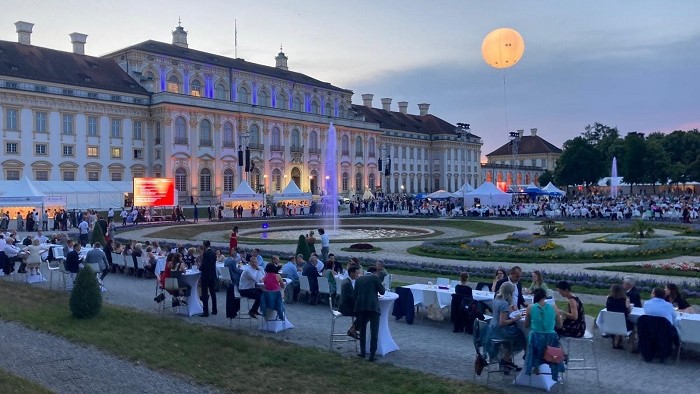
top-left (665, 283), bottom-right (694, 313)
top-left (323, 260), bottom-right (337, 296)
top-left (142, 246), bottom-right (157, 279)
top-left (131, 243), bottom-right (144, 277)
top-left (526, 270), bottom-right (548, 295)
top-left (483, 282), bottom-right (526, 372)
top-left (302, 255), bottom-right (321, 305)
top-left (455, 271), bottom-right (473, 298)
top-left (3, 238), bottom-right (25, 274)
top-left (215, 249), bottom-right (225, 263)
top-left (263, 262), bottom-right (286, 292)
top-left (644, 287), bottom-right (678, 326)
top-left (524, 288), bottom-right (564, 378)
top-left (223, 249), bottom-right (244, 288)
top-left (623, 276), bottom-right (642, 308)
top-left (64, 242), bottom-right (82, 280)
top-left (155, 252), bottom-right (174, 303)
top-left (491, 268), bottom-right (506, 293)
top-left (281, 256), bottom-right (300, 302)
top-left (494, 266), bottom-right (527, 309)
top-left (183, 247), bottom-right (196, 269)
top-left (339, 266), bottom-right (361, 338)
top-left (606, 284), bottom-right (634, 349)
top-left (239, 257), bottom-right (264, 318)
top-left (451, 272), bottom-right (477, 333)
top-left (555, 281), bottom-right (586, 338)
top-left (169, 253), bottom-right (190, 306)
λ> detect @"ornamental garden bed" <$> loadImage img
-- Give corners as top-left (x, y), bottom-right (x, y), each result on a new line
top-left (340, 243), bottom-right (382, 253)
top-left (590, 262), bottom-right (700, 279)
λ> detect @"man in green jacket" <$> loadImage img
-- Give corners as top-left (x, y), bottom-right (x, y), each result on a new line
top-left (353, 266), bottom-right (385, 361)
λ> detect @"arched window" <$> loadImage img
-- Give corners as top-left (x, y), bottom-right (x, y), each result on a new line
top-left (311, 100), bottom-right (320, 114)
top-left (355, 136), bottom-right (363, 157)
top-left (223, 168), bottom-right (235, 192)
top-left (368, 138), bottom-right (376, 157)
top-left (200, 168), bottom-right (211, 192)
top-left (249, 124), bottom-right (260, 146)
top-left (272, 168), bottom-right (282, 192)
top-left (237, 85), bottom-right (250, 104)
top-left (251, 168), bottom-right (261, 191)
top-left (258, 89), bottom-right (269, 106)
top-left (277, 91), bottom-right (288, 109)
top-left (291, 129), bottom-right (301, 149)
top-left (271, 127), bottom-right (281, 148)
top-left (368, 173), bottom-right (376, 191)
top-left (325, 102), bottom-right (332, 117)
top-left (309, 131), bottom-right (318, 152)
top-left (190, 79), bottom-right (202, 97)
top-left (341, 135), bottom-right (349, 155)
top-left (144, 71), bottom-right (156, 92)
top-left (223, 122), bottom-right (234, 148)
top-left (292, 95), bottom-right (302, 111)
top-left (167, 75), bottom-right (181, 93)
top-left (339, 106), bottom-right (346, 118)
top-left (355, 172), bottom-right (363, 191)
top-left (215, 84), bottom-right (227, 100)
top-left (175, 167), bottom-right (187, 192)
top-left (199, 119), bottom-right (212, 146)
top-left (342, 172), bottom-right (349, 192)
top-left (174, 117), bottom-right (187, 144)
top-left (291, 167), bottom-right (301, 188)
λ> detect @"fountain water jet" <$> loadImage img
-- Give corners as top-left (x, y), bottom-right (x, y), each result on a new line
top-left (322, 123), bottom-right (339, 231)
top-left (611, 156), bottom-right (619, 198)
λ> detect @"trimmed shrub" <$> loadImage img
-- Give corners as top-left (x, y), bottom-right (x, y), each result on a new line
top-left (349, 243), bottom-right (375, 250)
top-left (90, 220), bottom-right (107, 246)
top-left (296, 235), bottom-right (311, 261)
top-left (70, 265), bottom-right (102, 319)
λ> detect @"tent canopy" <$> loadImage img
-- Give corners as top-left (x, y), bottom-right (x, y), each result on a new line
top-left (452, 183), bottom-right (475, 198)
top-left (542, 182), bottom-right (566, 196)
top-left (427, 190), bottom-right (453, 199)
top-left (362, 189), bottom-right (375, 200)
top-left (273, 180), bottom-right (312, 202)
top-left (222, 180), bottom-right (263, 202)
top-left (0, 179), bottom-right (128, 209)
top-left (465, 181), bottom-right (512, 207)
top-left (524, 182), bottom-right (545, 195)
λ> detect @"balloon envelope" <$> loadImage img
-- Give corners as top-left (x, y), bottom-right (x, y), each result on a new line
top-left (482, 28), bottom-right (525, 69)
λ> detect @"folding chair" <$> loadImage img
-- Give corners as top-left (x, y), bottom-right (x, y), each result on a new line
top-left (562, 315), bottom-right (600, 388)
top-left (299, 275), bottom-right (311, 302)
top-left (329, 297), bottom-right (358, 351)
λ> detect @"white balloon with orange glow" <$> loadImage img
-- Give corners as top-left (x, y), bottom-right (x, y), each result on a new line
top-left (481, 28), bottom-right (525, 69)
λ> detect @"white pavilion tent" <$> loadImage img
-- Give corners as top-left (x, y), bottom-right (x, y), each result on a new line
top-left (221, 180), bottom-right (264, 218)
top-left (465, 181), bottom-right (512, 207)
top-left (273, 180), bottom-right (312, 203)
top-left (451, 183), bottom-right (475, 198)
top-left (427, 190), bottom-right (454, 199)
top-left (542, 182), bottom-right (566, 196)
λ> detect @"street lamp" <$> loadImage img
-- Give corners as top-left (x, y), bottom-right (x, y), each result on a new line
top-left (309, 175), bottom-right (314, 194)
top-left (456, 123), bottom-right (471, 216)
top-left (262, 174), bottom-right (268, 206)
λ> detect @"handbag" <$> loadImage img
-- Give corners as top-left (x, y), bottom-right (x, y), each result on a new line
top-left (544, 345), bottom-right (566, 363)
top-left (474, 353), bottom-right (487, 376)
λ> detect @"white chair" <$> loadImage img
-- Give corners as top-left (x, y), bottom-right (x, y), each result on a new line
top-left (318, 277), bottom-right (331, 300)
top-left (219, 266), bottom-right (232, 288)
top-left (562, 315), bottom-right (599, 387)
top-left (46, 249), bottom-right (63, 290)
top-left (329, 295), bottom-right (358, 350)
top-left (436, 277), bottom-right (450, 286)
top-left (597, 311), bottom-right (632, 338)
top-left (164, 277), bottom-right (185, 314)
top-left (230, 285), bottom-right (254, 329)
top-left (421, 290), bottom-right (447, 321)
top-left (677, 318), bottom-right (700, 363)
top-left (299, 276), bottom-right (311, 302)
top-left (450, 279), bottom-right (461, 287)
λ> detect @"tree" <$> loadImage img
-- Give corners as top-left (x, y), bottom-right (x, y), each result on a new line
top-left (622, 132), bottom-right (647, 186)
top-left (69, 265), bottom-right (102, 318)
top-left (90, 220), bottom-right (107, 246)
top-left (538, 170), bottom-right (554, 187)
top-left (553, 137), bottom-right (605, 186)
top-left (295, 235), bottom-right (311, 261)
top-left (643, 139), bottom-right (670, 194)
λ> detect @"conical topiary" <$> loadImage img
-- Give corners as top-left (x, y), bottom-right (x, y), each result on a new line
top-left (69, 265), bottom-right (102, 319)
top-left (90, 220), bottom-right (107, 246)
top-left (296, 235), bottom-right (311, 261)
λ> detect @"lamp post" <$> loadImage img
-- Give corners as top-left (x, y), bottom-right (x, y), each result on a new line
top-left (309, 175), bottom-right (314, 194)
top-left (509, 130), bottom-right (521, 192)
top-left (456, 123), bottom-right (471, 216)
top-left (262, 174), bottom-right (268, 207)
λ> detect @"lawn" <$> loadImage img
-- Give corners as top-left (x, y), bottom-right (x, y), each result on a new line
top-left (0, 282), bottom-right (493, 394)
top-left (0, 368), bottom-right (52, 394)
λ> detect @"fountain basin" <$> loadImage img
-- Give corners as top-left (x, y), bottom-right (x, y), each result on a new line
top-left (241, 225), bottom-right (433, 241)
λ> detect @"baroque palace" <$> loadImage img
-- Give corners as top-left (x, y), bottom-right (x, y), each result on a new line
top-left (0, 21), bottom-right (486, 204)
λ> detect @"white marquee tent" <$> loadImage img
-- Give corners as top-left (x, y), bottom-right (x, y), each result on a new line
top-left (451, 183), bottom-right (475, 198)
top-left (465, 181), bottom-right (512, 207)
top-left (542, 182), bottom-right (566, 196)
top-left (222, 180), bottom-right (264, 203)
top-left (273, 180), bottom-right (312, 203)
top-left (427, 190), bottom-right (453, 199)
top-left (0, 179), bottom-right (130, 210)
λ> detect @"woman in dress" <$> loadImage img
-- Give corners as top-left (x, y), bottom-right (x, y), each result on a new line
top-left (524, 288), bottom-right (564, 378)
top-left (484, 282), bottom-right (526, 371)
top-left (555, 281), bottom-right (586, 338)
top-left (666, 283), bottom-right (694, 313)
top-left (323, 260), bottom-right (337, 296)
top-left (306, 230), bottom-right (317, 254)
top-left (215, 249), bottom-right (225, 263)
top-left (22, 239), bottom-right (49, 276)
top-left (170, 253), bottom-right (190, 304)
top-left (229, 226), bottom-right (238, 254)
top-left (263, 262), bottom-right (286, 292)
top-left (606, 284), bottom-right (632, 349)
top-left (526, 270), bottom-right (548, 294)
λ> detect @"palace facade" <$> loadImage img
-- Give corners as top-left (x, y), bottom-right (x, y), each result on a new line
top-left (1, 21), bottom-right (482, 204)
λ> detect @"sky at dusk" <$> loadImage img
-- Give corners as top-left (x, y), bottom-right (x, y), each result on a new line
top-left (3, 0), bottom-right (700, 156)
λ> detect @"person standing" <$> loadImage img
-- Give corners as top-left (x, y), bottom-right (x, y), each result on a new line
top-left (199, 240), bottom-right (218, 317)
top-left (42, 210), bottom-right (49, 231)
top-left (120, 208), bottom-right (128, 226)
top-left (229, 226), bottom-right (238, 254)
top-left (193, 203), bottom-right (199, 223)
top-left (64, 243), bottom-right (82, 289)
top-left (208, 205), bottom-right (213, 221)
top-left (107, 208), bottom-right (115, 223)
top-left (353, 266), bottom-right (385, 361)
top-left (319, 228), bottom-right (330, 262)
top-left (78, 217), bottom-right (89, 246)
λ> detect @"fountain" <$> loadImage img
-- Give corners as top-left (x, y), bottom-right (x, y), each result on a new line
top-left (322, 123), bottom-right (339, 231)
top-left (611, 157), bottom-right (619, 198)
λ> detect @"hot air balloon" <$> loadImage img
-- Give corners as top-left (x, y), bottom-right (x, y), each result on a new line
top-left (482, 28), bottom-right (525, 69)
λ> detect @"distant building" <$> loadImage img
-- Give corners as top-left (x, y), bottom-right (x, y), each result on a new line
top-left (0, 20), bottom-right (481, 205)
top-left (481, 128), bottom-right (561, 191)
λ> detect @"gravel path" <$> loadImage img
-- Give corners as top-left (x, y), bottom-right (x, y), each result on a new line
top-left (0, 320), bottom-right (220, 394)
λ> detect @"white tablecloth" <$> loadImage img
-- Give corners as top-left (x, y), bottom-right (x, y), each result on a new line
top-left (154, 256), bottom-right (167, 278)
top-left (365, 291), bottom-right (399, 357)
top-left (597, 307), bottom-right (700, 333)
top-left (182, 270), bottom-right (203, 316)
top-left (402, 284), bottom-right (496, 309)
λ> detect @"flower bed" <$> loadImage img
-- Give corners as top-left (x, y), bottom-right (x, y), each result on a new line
top-left (591, 262), bottom-right (700, 279)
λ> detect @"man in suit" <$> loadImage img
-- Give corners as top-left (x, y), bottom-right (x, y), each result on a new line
top-left (301, 255), bottom-right (320, 305)
top-left (494, 266), bottom-right (527, 309)
top-left (64, 242), bottom-right (82, 289)
top-left (623, 277), bottom-right (642, 307)
top-left (353, 266), bottom-right (385, 361)
top-left (340, 266), bottom-right (361, 339)
top-left (199, 240), bottom-right (218, 317)
top-left (84, 242), bottom-right (109, 284)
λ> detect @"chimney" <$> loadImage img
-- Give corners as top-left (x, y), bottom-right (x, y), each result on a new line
top-left (172, 23), bottom-right (188, 48)
top-left (418, 103), bottom-right (430, 116)
top-left (69, 32), bottom-right (88, 55)
top-left (398, 101), bottom-right (408, 114)
top-left (530, 128), bottom-right (538, 136)
top-left (361, 94), bottom-right (374, 107)
top-left (275, 49), bottom-right (288, 70)
top-left (381, 98), bottom-right (392, 111)
top-left (517, 129), bottom-right (525, 138)
top-left (15, 21), bottom-right (34, 45)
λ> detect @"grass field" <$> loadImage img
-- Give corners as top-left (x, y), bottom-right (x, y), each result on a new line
top-left (0, 282), bottom-right (493, 394)
top-left (0, 368), bottom-right (53, 394)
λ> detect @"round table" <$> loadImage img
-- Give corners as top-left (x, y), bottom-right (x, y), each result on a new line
top-left (181, 270), bottom-right (204, 316)
top-left (366, 291), bottom-right (399, 357)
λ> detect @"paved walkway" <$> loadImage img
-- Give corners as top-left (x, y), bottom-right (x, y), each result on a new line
top-left (0, 320), bottom-right (219, 394)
